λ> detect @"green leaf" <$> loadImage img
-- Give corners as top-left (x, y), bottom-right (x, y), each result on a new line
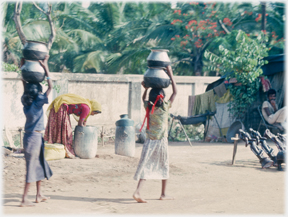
top-left (219, 45), bottom-right (224, 51)
top-left (236, 31), bottom-right (242, 41)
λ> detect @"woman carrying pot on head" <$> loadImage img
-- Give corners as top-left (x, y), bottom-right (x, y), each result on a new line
top-left (44, 93), bottom-right (101, 158)
top-left (20, 55), bottom-right (53, 207)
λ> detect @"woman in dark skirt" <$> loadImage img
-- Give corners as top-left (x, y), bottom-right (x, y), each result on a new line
top-left (20, 55), bottom-right (53, 207)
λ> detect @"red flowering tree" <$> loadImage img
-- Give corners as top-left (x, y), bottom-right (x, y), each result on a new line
top-left (169, 2), bottom-right (264, 76)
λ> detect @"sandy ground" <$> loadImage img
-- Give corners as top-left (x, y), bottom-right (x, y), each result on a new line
top-left (2, 140), bottom-right (286, 215)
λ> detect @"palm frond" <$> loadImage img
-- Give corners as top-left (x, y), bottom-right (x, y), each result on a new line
top-left (73, 51), bottom-right (105, 73)
top-left (101, 3), bottom-right (121, 29)
top-left (7, 36), bottom-right (22, 50)
top-left (51, 29), bottom-right (79, 53)
top-left (22, 20), bottom-right (51, 42)
top-left (56, 14), bottom-right (97, 34)
top-left (84, 51), bottom-right (105, 72)
top-left (106, 48), bottom-right (150, 74)
top-left (68, 29), bottom-right (103, 48)
top-left (106, 53), bottom-right (122, 65)
top-left (144, 24), bottom-right (180, 46)
top-left (1, 2), bottom-right (8, 30)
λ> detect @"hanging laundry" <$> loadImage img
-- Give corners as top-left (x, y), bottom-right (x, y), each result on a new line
top-left (188, 95), bottom-right (196, 116)
top-left (192, 89), bottom-right (216, 116)
top-left (259, 76), bottom-right (272, 92)
top-left (215, 89), bottom-right (233, 104)
top-left (213, 82), bottom-right (227, 98)
top-left (192, 95), bottom-right (201, 116)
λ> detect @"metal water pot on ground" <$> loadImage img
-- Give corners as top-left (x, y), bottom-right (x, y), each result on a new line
top-left (115, 114), bottom-right (135, 157)
top-left (73, 125), bottom-right (98, 159)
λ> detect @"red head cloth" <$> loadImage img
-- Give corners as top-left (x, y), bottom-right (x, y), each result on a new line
top-left (151, 94), bottom-right (164, 114)
top-left (140, 94), bottom-right (164, 132)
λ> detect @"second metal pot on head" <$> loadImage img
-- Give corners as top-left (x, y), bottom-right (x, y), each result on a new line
top-left (143, 67), bottom-right (171, 89)
top-left (21, 60), bottom-right (45, 83)
top-left (147, 49), bottom-right (171, 67)
top-left (22, 40), bottom-right (48, 61)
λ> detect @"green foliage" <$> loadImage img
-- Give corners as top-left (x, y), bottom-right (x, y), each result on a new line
top-left (2, 62), bottom-right (21, 73)
top-left (168, 118), bottom-right (204, 142)
top-left (12, 134), bottom-right (21, 148)
top-left (2, 2), bottom-right (285, 76)
top-left (204, 30), bottom-right (269, 119)
top-left (259, 2), bottom-right (285, 55)
top-left (167, 2), bottom-right (260, 75)
top-left (41, 80), bottom-right (61, 94)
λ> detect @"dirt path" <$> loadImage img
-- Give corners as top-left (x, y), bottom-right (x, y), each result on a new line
top-left (2, 141), bottom-right (286, 215)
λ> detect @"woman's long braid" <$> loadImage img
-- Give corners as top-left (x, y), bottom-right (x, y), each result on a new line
top-left (148, 88), bottom-right (165, 110)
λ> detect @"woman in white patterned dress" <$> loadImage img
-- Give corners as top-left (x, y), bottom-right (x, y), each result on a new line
top-left (133, 65), bottom-right (177, 203)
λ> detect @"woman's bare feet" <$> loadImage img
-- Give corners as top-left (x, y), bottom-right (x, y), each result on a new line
top-left (20, 199), bottom-right (35, 207)
top-left (35, 195), bottom-right (50, 203)
top-left (159, 195), bottom-right (174, 200)
top-left (133, 192), bottom-right (147, 203)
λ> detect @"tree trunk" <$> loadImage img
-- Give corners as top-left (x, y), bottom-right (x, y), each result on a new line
top-left (13, 2), bottom-right (27, 45)
top-left (33, 3), bottom-right (55, 50)
top-left (261, 2), bottom-right (266, 31)
top-left (193, 51), bottom-right (203, 76)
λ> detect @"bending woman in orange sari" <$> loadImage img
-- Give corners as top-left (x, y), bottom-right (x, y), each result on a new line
top-left (44, 93), bottom-right (101, 158)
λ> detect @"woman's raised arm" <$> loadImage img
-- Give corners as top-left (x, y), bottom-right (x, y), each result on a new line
top-left (39, 55), bottom-right (53, 97)
top-left (166, 65), bottom-right (177, 104)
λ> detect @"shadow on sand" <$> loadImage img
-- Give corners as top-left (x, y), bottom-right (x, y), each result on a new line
top-left (200, 159), bottom-right (285, 172)
top-left (3, 193), bottom-right (136, 207)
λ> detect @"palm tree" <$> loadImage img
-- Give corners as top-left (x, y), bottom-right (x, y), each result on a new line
top-left (106, 2), bottom-right (257, 76)
top-left (2, 1), bottom-right (284, 75)
top-left (104, 2), bottom-right (175, 74)
top-left (108, 1), bottom-right (285, 76)
top-left (2, 2), bottom-right (72, 69)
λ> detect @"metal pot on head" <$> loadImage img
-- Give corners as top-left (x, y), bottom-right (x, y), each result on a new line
top-left (22, 40), bottom-right (48, 61)
top-left (143, 67), bottom-right (171, 89)
top-left (21, 60), bottom-right (45, 83)
top-left (147, 49), bottom-right (171, 67)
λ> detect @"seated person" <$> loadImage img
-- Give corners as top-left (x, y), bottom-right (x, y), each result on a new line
top-left (262, 89), bottom-right (286, 132)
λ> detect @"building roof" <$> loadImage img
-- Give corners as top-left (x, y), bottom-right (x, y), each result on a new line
top-left (262, 54), bottom-right (285, 76)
